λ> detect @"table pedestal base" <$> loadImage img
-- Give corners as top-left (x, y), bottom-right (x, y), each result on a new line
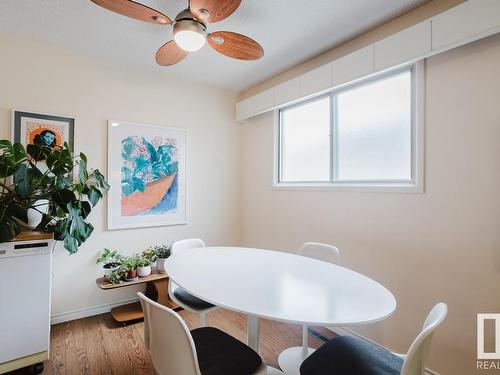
top-left (278, 346), bottom-right (315, 375)
top-left (247, 316), bottom-right (261, 352)
top-left (266, 366), bottom-right (285, 374)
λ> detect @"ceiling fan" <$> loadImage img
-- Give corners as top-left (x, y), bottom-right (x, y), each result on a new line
top-left (90, 0), bottom-right (264, 66)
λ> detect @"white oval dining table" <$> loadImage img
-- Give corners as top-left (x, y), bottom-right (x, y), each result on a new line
top-left (165, 247), bottom-right (396, 375)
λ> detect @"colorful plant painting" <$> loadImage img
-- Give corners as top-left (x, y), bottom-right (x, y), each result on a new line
top-left (121, 136), bottom-right (178, 216)
top-left (108, 121), bottom-right (186, 230)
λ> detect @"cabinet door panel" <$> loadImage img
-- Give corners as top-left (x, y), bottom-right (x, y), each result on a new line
top-left (375, 21), bottom-right (431, 71)
top-left (333, 46), bottom-right (374, 86)
top-left (299, 63), bottom-right (333, 97)
top-left (432, 0), bottom-right (500, 51)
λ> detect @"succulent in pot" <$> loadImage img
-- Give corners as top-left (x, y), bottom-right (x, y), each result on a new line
top-left (121, 255), bottom-right (140, 281)
top-left (142, 247), bottom-right (157, 264)
top-left (153, 245), bottom-right (171, 274)
top-left (137, 256), bottom-right (152, 277)
top-left (109, 267), bottom-right (126, 284)
top-left (96, 248), bottom-right (123, 278)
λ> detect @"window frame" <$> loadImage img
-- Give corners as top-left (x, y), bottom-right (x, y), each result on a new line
top-left (273, 61), bottom-right (424, 193)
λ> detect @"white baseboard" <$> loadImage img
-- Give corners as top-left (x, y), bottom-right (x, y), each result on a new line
top-left (50, 297), bottom-right (138, 325)
top-left (328, 327), bottom-right (441, 375)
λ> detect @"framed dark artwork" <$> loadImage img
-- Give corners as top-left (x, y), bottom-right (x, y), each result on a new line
top-left (12, 110), bottom-right (75, 152)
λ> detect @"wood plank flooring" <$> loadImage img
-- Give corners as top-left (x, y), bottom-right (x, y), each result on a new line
top-left (8, 308), bottom-right (335, 375)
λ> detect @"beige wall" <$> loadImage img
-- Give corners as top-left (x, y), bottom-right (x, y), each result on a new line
top-left (240, 33), bottom-right (500, 375)
top-left (0, 32), bottom-right (242, 317)
top-left (2, 2), bottom-right (499, 373)
top-left (239, 0), bottom-right (464, 100)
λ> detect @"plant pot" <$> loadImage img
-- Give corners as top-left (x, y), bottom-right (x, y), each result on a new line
top-left (26, 199), bottom-right (50, 229)
top-left (126, 269), bottom-right (137, 281)
top-left (103, 262), bottom-right (120, 278)
top-left (157, 257), bottom-right (168, 274)
top-left (137, 265), bottom-right (151, 277)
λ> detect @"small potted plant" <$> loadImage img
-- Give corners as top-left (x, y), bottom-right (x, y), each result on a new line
top-left (143, 246), bottom-right (158, 264)
top-left (109, 267), bottom-right (125, 284)
top-left (154, 245), bottom-right (171, 274)
top-left (121, 255), bottom-right (140, 281)
top-left (137, 256), bottom-right (152, 277)
top-left (96, 248), bottom-right (123, 278)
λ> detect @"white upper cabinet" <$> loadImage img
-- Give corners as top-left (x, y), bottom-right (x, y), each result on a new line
top-left (299, 63), bottom-right (333, 97)
top-left (252, 88), bottom-right (275, 116)
top-left (275, 78), bottom-right (300, 107)
top-left (432, 0), bottom-right (500, 51)
top-left (332, 45), bottom-right (374, 86)
top-left (236, 0), bottom-right (500, 122)
top-left (374, 21), bottom-right (431, 71)
top-left (236, 97), bottom-right (253, 122)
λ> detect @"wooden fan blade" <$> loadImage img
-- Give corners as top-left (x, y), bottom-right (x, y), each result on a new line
top-left (208, 31), bottom-right (264, 60)
top-left (190, 0), bottom-right (241, 23)
top-left (91, 0), bottom-right (171, 25)
top-left (156, 41), bottom-right (188, 66)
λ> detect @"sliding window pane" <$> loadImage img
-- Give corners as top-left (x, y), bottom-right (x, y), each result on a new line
top-left (280, 96), bottom-right (331, 182)
top-left (336, 70), bottom-right (412, 181)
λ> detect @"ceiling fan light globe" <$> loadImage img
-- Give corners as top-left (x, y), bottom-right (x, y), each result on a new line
top-left (175, 30), bottom-right (206, 52)
top-left (173, 19), bottom-right (207, 52)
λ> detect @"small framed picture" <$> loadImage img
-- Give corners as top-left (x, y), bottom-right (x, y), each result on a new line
top-left (12, 110), bottom-right (75, 152)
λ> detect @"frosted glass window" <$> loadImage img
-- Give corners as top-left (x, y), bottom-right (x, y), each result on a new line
top-left (276, 65), bottom-right (420, 190)
top-left (280, 96), bottom-right (331, 182)
top-left (336, 71), bottom-right (412, 181)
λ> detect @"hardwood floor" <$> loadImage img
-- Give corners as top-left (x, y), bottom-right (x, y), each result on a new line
top-left (8, 308), bottom-right (334, 375)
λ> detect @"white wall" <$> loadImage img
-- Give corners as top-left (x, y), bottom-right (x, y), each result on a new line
top-left (0, 32), bottom-right (242, 317)
top-left (240, 34), bottom-right (500, 375)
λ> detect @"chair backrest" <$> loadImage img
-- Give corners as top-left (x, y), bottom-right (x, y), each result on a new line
top-left (137, 292), bottom-right (201, 375)
top-left (401, 303), bottom-right (448, 375)
top-left (171, 238), bottom-right (206, 256)
top-left (300, 242), bottom-right (340, 265)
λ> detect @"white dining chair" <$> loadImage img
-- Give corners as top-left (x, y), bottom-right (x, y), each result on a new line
top-left (300, 242), bottom-right (340, 265)
top-left (299, 303), bottom-right (448, 375)
top-left (168, 238), bottom-right (219, 327)
top-left (137, 292), bottom-right (268, 375)
top-left (399, 302), bottom-right (448, 375)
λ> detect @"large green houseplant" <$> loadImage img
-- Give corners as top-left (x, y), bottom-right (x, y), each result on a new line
top-left (0, 140), bottom-right (109, 253)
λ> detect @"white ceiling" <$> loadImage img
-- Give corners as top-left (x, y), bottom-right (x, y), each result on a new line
top-left (0, 0), bottom-right (428, 91)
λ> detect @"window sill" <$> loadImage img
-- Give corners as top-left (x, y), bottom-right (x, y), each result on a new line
top-left (272, 182), bottom-right (423, 193)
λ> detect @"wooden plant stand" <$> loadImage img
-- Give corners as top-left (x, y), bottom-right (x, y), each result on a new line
top-left (96, 272), bottom-right (178, 323)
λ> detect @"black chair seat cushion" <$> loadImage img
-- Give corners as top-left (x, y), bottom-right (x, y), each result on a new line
top-left (174, 287), bottom-right (215, 310)
top-left (191, 327), bottom-right (262, 375)
top-left (300, 336), bottom-right (403, 375)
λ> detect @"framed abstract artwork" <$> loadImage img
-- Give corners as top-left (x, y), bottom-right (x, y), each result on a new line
top-left (12, 110), bottom-right (75, 151)
top-left (107, 121), bottom-right (186, 230)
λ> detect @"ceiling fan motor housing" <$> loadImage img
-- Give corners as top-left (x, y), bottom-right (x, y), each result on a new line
top-left (173, 19), bottom-right (207, 37)
top-left (174, 8), bottom-right (207, 32)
